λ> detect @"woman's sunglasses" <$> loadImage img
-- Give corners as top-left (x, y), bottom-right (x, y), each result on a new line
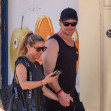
top-left (32, 46), bottom-right (47, 52)
top-left (62, 22), bottom-right (77, 27)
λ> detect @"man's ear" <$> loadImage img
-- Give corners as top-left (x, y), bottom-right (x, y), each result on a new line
top-left (59, 19), bottom-right (61, 26)
top-left (59, 19), bottom-right (62, 23)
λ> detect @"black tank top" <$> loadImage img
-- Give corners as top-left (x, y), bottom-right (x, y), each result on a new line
top-left (15, 56), bottom-right (45, 111)
top-left (42, 34), bottom-right (79, 109)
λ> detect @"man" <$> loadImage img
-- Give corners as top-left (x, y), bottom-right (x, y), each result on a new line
top-left (41, 8), bottom-right (85, 111)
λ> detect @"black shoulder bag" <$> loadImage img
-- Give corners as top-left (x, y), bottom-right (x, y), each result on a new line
top-left (0, 57), bottom-right (36, 111)
top-left (0, 68), bottom-right (28, 111)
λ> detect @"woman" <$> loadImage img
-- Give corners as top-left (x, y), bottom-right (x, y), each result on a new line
top-left (15, 31), bottom-right (59, 111)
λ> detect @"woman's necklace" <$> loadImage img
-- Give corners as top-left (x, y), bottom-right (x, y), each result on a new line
top-left (25, 55), bottom-right (37, 68)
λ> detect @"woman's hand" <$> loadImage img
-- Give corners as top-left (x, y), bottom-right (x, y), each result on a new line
top-left (57, 91), bottom-right (73, 107)
top-left (43, 73), bottom-right (59, 85)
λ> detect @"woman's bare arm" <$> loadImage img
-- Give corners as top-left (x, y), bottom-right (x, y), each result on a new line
top-left (16, 63), bottom-right (58, 90)
top-left (42, 86), bottom-right (58, 101)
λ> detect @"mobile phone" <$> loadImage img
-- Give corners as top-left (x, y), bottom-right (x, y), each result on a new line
top-left (51, 70), bottom-right (62, 77)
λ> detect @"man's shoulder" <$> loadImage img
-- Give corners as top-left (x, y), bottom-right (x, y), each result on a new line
top-left (45, 34), bottom-right (59, 50)
top-left (48, 33), bottom-right (59, 40)
top-left (47, 34), bottom-right (61, 44)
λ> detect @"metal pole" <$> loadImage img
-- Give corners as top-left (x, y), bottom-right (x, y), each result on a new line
top-left (1, 0), bottom-right (8, 88)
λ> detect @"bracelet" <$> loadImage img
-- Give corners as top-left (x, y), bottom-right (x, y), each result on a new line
top-left (40, 80), bottom-right (44, 86)
top-left (56, 89), bottom-right (62, 94)
top-left (57, 89), bottom-right (63, 95)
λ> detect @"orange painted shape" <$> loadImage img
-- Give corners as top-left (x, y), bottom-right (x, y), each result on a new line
top-left (75, 28), bottom-right (79, 50)
top-left (34, 15), bottom-right (54, 64)
top-left (35, 16), bottom-right (54, 41)
top-left (74, 28), bottom-right (79, 75)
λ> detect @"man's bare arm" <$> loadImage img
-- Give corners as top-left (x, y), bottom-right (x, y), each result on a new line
top-left (42, 38), bottom-right (72, 107)
top-left (42, 38), bottom-right (61, 92)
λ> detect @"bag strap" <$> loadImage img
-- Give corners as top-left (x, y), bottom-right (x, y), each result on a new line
top-left (13, 56), bottom-right (33, 101)
top-left (23, 56), bottom-right (33, 101)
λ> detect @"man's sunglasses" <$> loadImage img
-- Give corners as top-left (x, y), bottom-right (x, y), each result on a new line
top-left (62, 22), bottom-right (77, 27)
top-left (32, 46), bottom-right (47, 52)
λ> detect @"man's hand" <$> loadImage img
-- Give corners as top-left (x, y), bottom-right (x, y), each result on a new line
top-left (57, 91), bottom-right (73, 107)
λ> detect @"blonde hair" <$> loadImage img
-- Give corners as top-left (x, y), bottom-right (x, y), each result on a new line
top-left (17, 31), bottom-right (45, 57)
